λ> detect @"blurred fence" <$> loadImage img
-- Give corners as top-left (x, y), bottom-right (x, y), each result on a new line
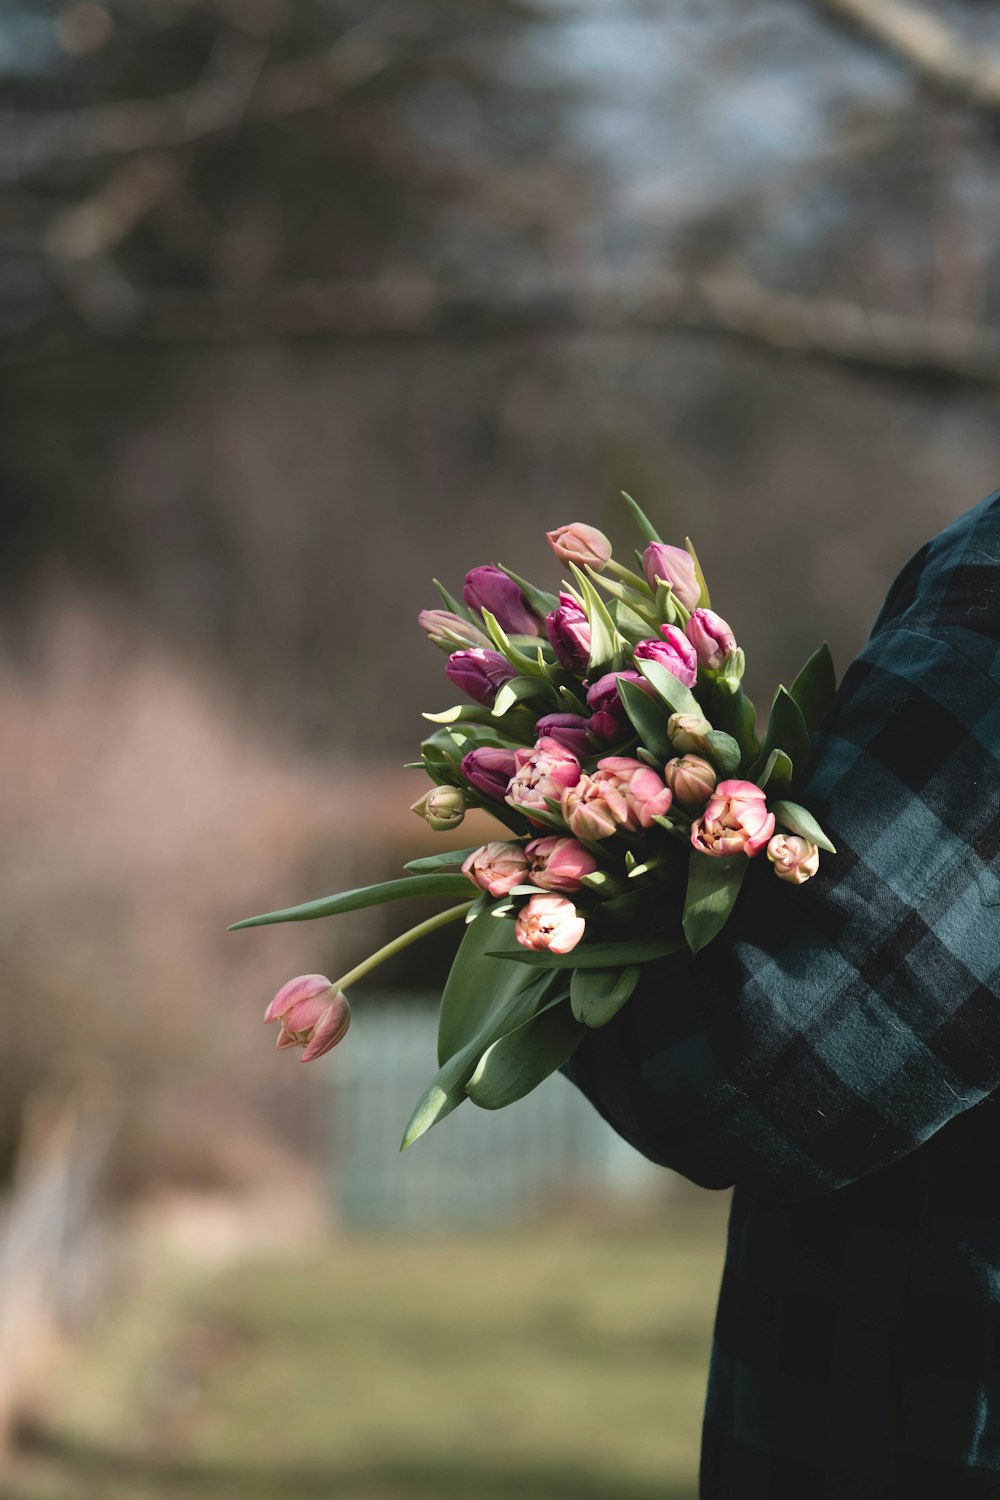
top-left (326, 996), bottom-right (666, 1230)
top-left (0, 1101), bottom-right (115, 1450)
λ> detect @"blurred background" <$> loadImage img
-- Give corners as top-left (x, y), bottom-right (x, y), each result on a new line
top-left (2, 0), bottom-right (1000, 1495)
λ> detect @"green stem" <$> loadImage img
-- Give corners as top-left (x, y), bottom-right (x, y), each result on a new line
top-left (333, 901), bottom-right (475, 991)
top-left (604, 559), bottom-right (652, 592)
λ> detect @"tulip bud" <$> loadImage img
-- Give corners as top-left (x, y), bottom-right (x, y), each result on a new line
top-left (264, 975), bottom-right (351, 1063)
top-left (586, 670), bottom-right (656, 743)
top-left (534, 713), bottom-right (593, 759)
top-left (445, 648), bottom-right (518, 708)
top-left (464, 565), bottom-right (542, 637)
top-left (633, 628), bottom-right (698, 689)
top-left (418, 609), bottom-right (491, 651)
top-left (545, 592), bottom-right (591, 674)
top-left (641, 543), bottom-right (700, 609)
top-left (525, 835), bottom-right (597, 893)
top-left (691, 780), bottom-right (775, 858)
top-left (664, 754), bottom-right (717, 811)
top-left (516, 893), bottom-right (587, 955)
top-left (767, 833), bottom-right (820, 884)
top-left (685, 608), bottom-right (737, 672)
top-left (412, 784), bottom-right (466, 831)
top-left (546, 523), bottom-right (613, 571)
top-left (667, 711), bottom-right (714, 755)
top-left (462, 841), bottom-right (530, 898)
top-left (461, 746), bottom-right (517, 801)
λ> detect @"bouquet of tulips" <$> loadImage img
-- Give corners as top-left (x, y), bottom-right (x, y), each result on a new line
top-left (231, 494), bottom-right (837, 1147)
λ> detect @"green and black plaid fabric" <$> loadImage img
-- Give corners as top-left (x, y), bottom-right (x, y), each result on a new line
top-left (564, 490), bottom-right (1000, 1498)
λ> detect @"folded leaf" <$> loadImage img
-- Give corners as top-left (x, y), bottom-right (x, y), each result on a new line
top-left (703, 730), bottom-right (741, 777)
top-left (789, 642), bottom-right (837, 737)
top-left (756, 748), bottom-right (793, 797)
top-left (616, 675), bottom-right (673, 762)
top-left (621, 491), bottom-right (663, 544)
top-left (404, 848), bottom-right (482, 874)
top-left (684, 536), bottom-right (711, 608)
top-left (465, 996), bottom-right (583, 1110)
top-left (492, 675), bottom-right (552, 717)
top-left (769, 798), bottom-right (837, 854)
top-left (568, 562), bottom-right (624, 676)
top-left (570, 964), bottom-right (642, 1027)
top-left (480, 610), bottom-right (548, 680)
top-left (433, 578), bottom-right (472, 620)
top-left (496, 565), bottom-right (560, 619)
top-left (228, 872), bottom-right (474, 931)
top-left (635, 657), bottom-right (701, 719)
top-left (493, 929), bottom-right (685, 969)
top-left (682, 852), bottom-right (748, 954)
top-left (750, 686), bottom-right (810, 785)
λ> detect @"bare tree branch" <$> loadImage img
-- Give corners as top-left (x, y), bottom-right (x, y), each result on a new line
top-left (815, 0), bottom-right (1000, 113)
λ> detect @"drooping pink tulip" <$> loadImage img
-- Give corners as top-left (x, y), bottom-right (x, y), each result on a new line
top-left (445, 648), bottom-right (518, 707)
top-left (545, 593), bottom-right (591, 674)
top-left (685, 608), bottom-right (737, 671)
top-left (664, 754), bottom-right (718, 811)
top-left (264, 975), bottom-right (351, 1063)
top-left (418, 609), bottom-right (491, 650)
top-left (462, 841), bottom-right (531, 898)
top-left (516, 893), bottom-right (586, 955)
top-left (641, 543), bottom-right (701, 609)
top-left (586, 670), bottom-right (656, 743)
top-left (546, 523), bottom-right (613, 570)
top-left (690, 779), bottom-right (775, 857)
top-left (534, 713), bottom-right (593, 759)
top-left (525, 835), bottom-right (597, 893)
top-left (633, 627), bottom-right (698, 688)
top-left (464, 565), bottom-right (542, 636)
top-left (767, 833), bottom-right (821, 884)
top-left (562, 757), bottom-right (673, 840)
top-left (505, 737), bottom-right (582, 817)
top-left (461, 747), bottom-right (517, 800)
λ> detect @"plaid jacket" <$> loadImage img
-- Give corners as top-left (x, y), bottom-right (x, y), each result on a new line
top-left (564, 490), bottom-right (1000, 1498)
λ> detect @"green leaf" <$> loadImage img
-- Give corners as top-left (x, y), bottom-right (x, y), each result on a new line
top-left (493, 929), bottom-right (684, 969)
top-left (567, 563), bottom-right (623, 676)
top-left (432, 578), bottom-right (471, 620)
top-left (492, 675), bottom-right (551, 717)
top-left (465, 995), bottom-right (583, 1110)
top-left (703, 730), bottom-right (742, 777)
top-left (496, 565), bottom-right (560, 619)
top-left (635, 657), bottom-right (702, 719)
top-left (621, 491), bottom-right (663, 544)
top-left (756, 748), bottom-right (793, 797)
top-left (480, 610), bottom-right (548, 680)
top-left (437, 906), bottom-right (533, 1064)
top-left (616, 676), bottom-right (672, 762)
top-left (570, 965), bottom-right (642, 1027)
top-left (683, 537), bottom-right (711, 608)
top-left (769, 799), bottom-right (837, 854)
top-left (404, 847), bottom-right (482, 874)
top-left (228, 873), bottom-right (473, 931)
top-left (789, 642), bottom-right (837, 737)
top-left (750, 687), bottom-right (811, 785)
top-left (682, 852), bottom-right (748, 954)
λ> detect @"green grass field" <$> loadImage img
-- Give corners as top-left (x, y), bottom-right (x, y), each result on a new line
top-left (5, 1205), bottom-right (729, 1500)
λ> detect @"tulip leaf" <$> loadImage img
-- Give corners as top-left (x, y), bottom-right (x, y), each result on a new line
top-left (432, 578), bottom-right (472, 621)
top-left (492, 675), bottom-right (552, 718)
top-left (465, 995), bottom-right (583, 1110)
top-left (496, 564), bottom-right (561, 619)
top-left (492, 928), bottom-right (685, 969)
top-left (703, 730), bottom-right (742, 777)
top-left (789, 642), bottom-right (837, 738)
top-left (756, 748), bottom-right (793, 797)
top-left (654, 581), bottom-right (684, 626)
top-left (437, 905), bottom-right (538, 1064)
top-left (621, 491), bottom-right (663, 544)
top-left (684, 536), bottom-right (711, 609)
top-left (705, 681), bottom-right (759, 766)
top-left (682, 852), bottom-right (748, 954)
top-left (567, 562), bottom-right (625, 676)
top-left (636, 747), bottom-right (663, 770)
top-left (651, 813), bottom-right (695, 847)
top-left (228, 873), bottom-right (474, 930)
top-left (750, 686), bottom-right (811, 785)
top-left (635, 657), bottom-right (702, 720)
top-left (479, 610), bottom-right (549, 681)
top-left (570, 964), bottom-right (643, 1028)
top-left (769, 799), bottom-right (837, 854)
top-left (616, 676), bottom-right (672, 762)
top-left (404, 847), bottom-right (483, 874)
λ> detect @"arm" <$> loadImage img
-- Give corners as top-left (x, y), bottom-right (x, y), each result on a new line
top-left (565, 587), bottom-right (1000, 1203)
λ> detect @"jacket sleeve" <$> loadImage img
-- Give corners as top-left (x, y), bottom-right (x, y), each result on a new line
top-left (563, 621), bottom-right (1000, 1203)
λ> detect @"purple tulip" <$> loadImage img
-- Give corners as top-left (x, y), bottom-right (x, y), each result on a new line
top-left (642, 543), bottom-right (701, 610)
top-left (535, 713), bottom-right (593, 759)
top-left (685, 608), bottom-right (737, 671)
top-left (545, 592), bottom-right (591, 674)
top-left (445, 649), bottom-right (518, 708)
top-left (461, 746), bottom-right (518, 800)
top-left (633, 627), bottom-right (698, 688)
top-left (464, 565), bottom-right (542, 637)
top-left (586, 670), bottom-right (655, 743)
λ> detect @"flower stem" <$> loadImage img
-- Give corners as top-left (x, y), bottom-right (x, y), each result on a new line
top-left (333, 901), bottom-right (476, 991)
top-left (604, 558), bottom-right (651, 592)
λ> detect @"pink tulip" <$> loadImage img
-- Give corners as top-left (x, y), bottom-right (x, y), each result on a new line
top-left (586, 670), bottom-right (656, 742)
top-left (633, 627), bottom-right (698, 689)
top-left (534, 713), bottom-right (593, 759)
top-left (767, 833), bottom-right (820, 885)
top-left (461, 747), bottom-right (517, 801)
top-left (641, 543), bottom-right (700, 609)
top-left (445, 648), bottom-right (518, 708)
top-left (545, 593), bottom-right (591, 674)
top-left (264, 975), bottom-right (351, 1063)
top-left (462, 841), bottom-right (530, 898)
top-left (506, 737), bottom-right (582, 821)
top-left (525, 835), bottom-right (597, 893)
top-left (516, 893), bottom-right (586, 955)
top-left (546, 523), bottom-right (613, 570)
top-left (562, 757), bottom-right (673, 840)
top-left (664, 754), bottom-right (718, 811)
top-left (463, 565), bottom-right (542, 636)
top-left (685, 608), bottom-right (737, 672)
top-left (691, 779), bottom-right (775, 858)
top-left (418, 609), bottom-right (491, 650)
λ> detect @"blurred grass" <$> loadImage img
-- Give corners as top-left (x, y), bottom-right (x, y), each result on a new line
top-left (5, 1207), bottom-right (729, 1500)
